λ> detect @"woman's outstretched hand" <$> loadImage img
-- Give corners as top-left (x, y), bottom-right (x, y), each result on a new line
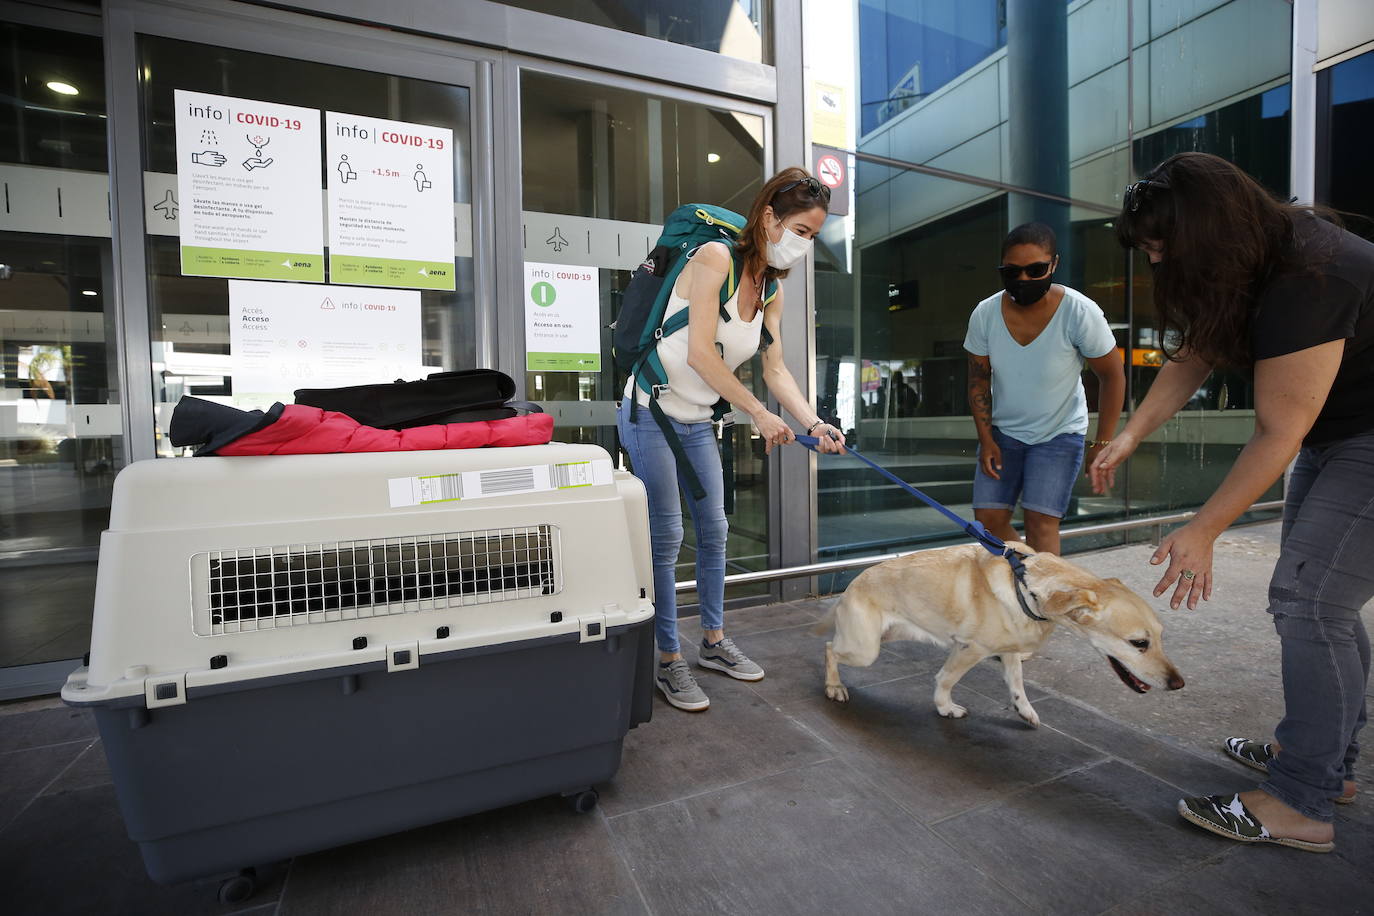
top-left (1089, 433), bottom-right (1139, 494)
top-left (1150, 521), bottom-right (1216, 610)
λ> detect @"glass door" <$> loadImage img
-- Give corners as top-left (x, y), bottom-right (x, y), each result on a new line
top-left (109, 3), bottom-right (494, 455)
top-left (0, 1), bottom-right (497, 700)
top-left (0, 16), bottom-right (120, 698)
top-left (131, 32), bottom-right (485, 446)
top-left (517, 68), bottom-right (774, 606)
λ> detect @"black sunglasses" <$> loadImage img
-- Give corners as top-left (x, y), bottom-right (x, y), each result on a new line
top-left (1123, 175), bottom-right (1170, 212)
top-left (775, 176), bottom-right (832, 203)
top-left (996, 261), bottom-right (1054, 282)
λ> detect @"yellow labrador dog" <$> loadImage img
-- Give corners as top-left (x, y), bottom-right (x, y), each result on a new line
top-left (818, 542), bottom-right (1185, 726)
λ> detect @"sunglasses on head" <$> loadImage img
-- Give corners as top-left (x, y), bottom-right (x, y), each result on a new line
top-left (996, 261), bottom-right (1054, 282)
top-left (775, 176), bottom-right (832, 204)
top-left (1123, 175), bottom-right (1170, 212)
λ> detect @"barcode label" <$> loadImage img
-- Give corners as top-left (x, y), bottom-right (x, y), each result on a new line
top-left (416, 474), bottom-right (463, 503)
top-left (388, 458), bottom-right (614, 508)
top-left (479, 467), bottom-right (536, 495)
top-left (552, 461), bottom-right (595, 488)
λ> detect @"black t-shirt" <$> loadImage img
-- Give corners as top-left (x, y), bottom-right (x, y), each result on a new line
top-left (1250, 216), bottom-right (1374, 445)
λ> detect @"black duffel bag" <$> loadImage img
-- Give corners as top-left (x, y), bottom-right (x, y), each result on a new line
top-left (294, 369), bottom-right (540, 430)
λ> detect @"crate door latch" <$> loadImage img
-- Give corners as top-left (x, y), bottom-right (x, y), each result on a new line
top-left (579, 613), bottom-right (608, 643)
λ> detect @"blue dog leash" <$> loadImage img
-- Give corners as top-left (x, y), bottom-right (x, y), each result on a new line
top-left (795, 434), bottom-right (1046, 621)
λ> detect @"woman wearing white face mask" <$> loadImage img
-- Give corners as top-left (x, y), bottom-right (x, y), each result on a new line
top-left (617, 167), bottom-right (846, 712)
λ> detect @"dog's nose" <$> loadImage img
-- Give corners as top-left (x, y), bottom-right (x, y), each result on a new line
top-left (1166, 671), bottom-right (1186, 690)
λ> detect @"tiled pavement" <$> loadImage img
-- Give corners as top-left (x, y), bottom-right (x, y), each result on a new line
top-left (4, 535), bottom-right (1373, 915)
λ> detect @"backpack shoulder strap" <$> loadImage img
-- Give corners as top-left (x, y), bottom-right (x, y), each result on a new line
top-left (717, 252), bottom-right (780, 351)
top-left (758, 277), bottom-right (779, 350)
top-left (718, 242), bottom-right (742, 322)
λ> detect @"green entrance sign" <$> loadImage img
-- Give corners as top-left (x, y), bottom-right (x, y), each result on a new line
top-left (530, 281), bottom-right (557, 307)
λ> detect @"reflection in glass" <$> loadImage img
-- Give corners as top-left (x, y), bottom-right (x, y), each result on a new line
top-left (519, 71), bottom-right (770, 600)
top-left (818, 0), bottom-right (1291, 582)
top-left (137, 37), bottom-right (477, 454)
top-left (0, 23), bottom-right (107, 171)
top-left (859, 0), bottom-right (1004, 133)
top-left (1133, 85), bottom-right (1291, 198)
top-left (1321, 50), bottom-right (1374, 241)
top-left (1, 23), bottom-right (117, 670)
top-left (820, 162), bottom-right (1133, 580)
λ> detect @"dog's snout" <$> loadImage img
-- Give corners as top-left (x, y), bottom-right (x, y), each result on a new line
top-left (1166, 671), bottom-right (1186, 690)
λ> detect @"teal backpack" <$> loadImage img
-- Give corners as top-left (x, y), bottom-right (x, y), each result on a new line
top-left (612, 204), bottom-right (776, 500)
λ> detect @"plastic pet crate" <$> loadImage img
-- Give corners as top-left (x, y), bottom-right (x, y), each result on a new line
top-left (62, 444), bottom-right (655, 896)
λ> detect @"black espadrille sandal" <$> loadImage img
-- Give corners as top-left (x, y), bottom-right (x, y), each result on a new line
top-left (1223, 737), bottom-right (1357, 804)
top-left (1223, 737), bottom-right (1274, 773)
top-left (1177, 794), bottom-right (1334, 853)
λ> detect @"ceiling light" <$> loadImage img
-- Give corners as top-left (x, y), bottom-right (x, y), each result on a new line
top-left (706, 153), bottom-right (721, 163)
top-left (82, 289), bottom-right (98, 296)
top-left (46, 81), bottom-right (79, 96)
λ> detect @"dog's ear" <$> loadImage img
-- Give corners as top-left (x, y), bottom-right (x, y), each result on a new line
top-left (1044, 587), bottom-right (1099, 623)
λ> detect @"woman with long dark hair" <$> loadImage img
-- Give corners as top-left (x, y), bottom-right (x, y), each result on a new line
top-left (1092, 151), bottom-right (1374, 851)
top-left (617, 167), bottom-right (845, 712)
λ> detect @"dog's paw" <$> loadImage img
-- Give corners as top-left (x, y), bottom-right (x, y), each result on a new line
top-left (936, 703), bottom-right (967, 719)
top-left (825, 683), bottom-right (850, 702)
top-left (1017, 707), bottom-right (1041, 728)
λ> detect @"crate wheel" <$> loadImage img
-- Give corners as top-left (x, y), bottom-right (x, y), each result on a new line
top-left (218, 868), bottom-right (257, 905)
top-left (568, 788), bottom-right (599, 814)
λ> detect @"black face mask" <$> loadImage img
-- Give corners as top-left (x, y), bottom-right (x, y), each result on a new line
top-left (1004, 275), bottom-right (1053, 306)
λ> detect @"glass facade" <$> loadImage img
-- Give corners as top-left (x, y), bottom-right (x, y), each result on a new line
top-left (816, 0), bottom-right (1294, 580)
top-left (859, 0), bottom-right (1006, 134)
top-left (0, 22), bottom-right (117, 671)
top-left (494, 0), bottom-right (772, 64)
top-left (518, 71), bottom-right (772, 604)
top-left (1319, 49), bottom-right (1374, 241)
top-left (136, 36), bottom-right (478, 452)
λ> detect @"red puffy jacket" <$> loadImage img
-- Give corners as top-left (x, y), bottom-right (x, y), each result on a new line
top-left (215, 405), bottom-right (554, 456)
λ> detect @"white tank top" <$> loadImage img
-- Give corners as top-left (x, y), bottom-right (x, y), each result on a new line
top-left (624, 279), bottom-right (764, 423)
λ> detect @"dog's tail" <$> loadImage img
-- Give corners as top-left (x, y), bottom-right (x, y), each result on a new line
top-left (811, 606), bottom-right (837, 636)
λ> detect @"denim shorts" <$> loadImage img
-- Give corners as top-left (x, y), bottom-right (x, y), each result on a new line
top-left (972, 427), bottom-right (1085, 518)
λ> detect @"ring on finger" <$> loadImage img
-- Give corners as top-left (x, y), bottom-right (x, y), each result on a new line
top-left (1181, 569), bottom-right (1196, 580)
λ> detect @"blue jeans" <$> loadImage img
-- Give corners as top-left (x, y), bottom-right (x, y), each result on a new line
top-left (616, 397), bottom-right (726, 653)
top-left (1262, 432), bottom-right (1374, 822)
top-left (972, 427), bottom-right (1085, 519)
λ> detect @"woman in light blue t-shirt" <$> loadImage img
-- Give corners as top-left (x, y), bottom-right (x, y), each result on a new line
top-left (963, 222), bottom-right (1125, 554)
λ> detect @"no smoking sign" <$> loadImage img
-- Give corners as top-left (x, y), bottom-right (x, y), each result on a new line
top-left (811, 145), bottom-right (848, 215)
top-left (817, 155), bottom-right (844, 188)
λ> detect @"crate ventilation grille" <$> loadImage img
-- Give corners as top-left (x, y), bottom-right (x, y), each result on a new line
top-left (192, 526), bottom-right (559, 636)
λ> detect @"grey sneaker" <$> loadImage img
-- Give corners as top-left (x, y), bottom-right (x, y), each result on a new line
top-left (656, 659), bottom-right (710, 711)
top-left (697, 637), bottom-right (764, 681)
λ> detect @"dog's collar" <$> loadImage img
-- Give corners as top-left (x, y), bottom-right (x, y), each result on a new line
top-left (1004, 550), bottom-right (1048, 622)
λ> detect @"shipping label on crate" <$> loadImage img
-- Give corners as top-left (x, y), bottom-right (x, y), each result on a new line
top-left (387, 458), bottom-right (614, 508)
